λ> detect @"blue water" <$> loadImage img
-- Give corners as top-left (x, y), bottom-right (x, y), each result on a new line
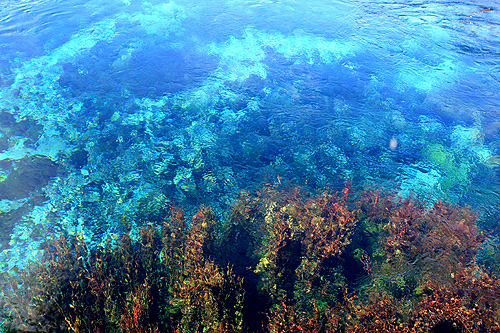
top-left (0, 0), bottom-right (499, 289)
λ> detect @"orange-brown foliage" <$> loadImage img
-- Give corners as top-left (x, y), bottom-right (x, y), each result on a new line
top-left (4, 184), bottom-right (499, 333)
top-left (267, 298), bottom-right (342, 333)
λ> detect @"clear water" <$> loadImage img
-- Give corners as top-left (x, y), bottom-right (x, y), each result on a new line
top-left (0, 0), bottom-right (499, 309)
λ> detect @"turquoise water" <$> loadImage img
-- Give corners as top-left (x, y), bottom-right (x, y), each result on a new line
top-left (0, 0), bottom-right (500, 306)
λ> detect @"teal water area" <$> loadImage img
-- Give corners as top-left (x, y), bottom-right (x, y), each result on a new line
top-left (0, 0), bottom-right (500, 306)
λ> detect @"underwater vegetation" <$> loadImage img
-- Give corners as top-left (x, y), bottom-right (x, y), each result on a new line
top-left (2, 183), bottom-right (499, 332)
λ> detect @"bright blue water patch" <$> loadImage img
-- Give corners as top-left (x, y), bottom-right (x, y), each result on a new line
top-left (0, 0), bottom-right (499, 279)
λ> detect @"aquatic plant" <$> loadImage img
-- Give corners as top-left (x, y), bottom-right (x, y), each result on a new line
top-left (266, 298), bottom-right (342, 333)
top-left (253, 183), bottom-right (358, 314)
top-left (136, 193), bottom-right (169, 223)
top-left (423, 143), bottom-right (471, 190)
top-left (345, 265), bottom-right (500, 332)
top-left (3, 206), bottom-right (244, 332)
top-left (358, 189), bottom-right (485, 297)
top-left (168, 207), bottom-right (245, 332)
top-left (2, 183), bottom-right (498, 333)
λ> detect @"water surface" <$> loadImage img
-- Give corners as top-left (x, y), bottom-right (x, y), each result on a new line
top-left (0, 0), bottom-right (499, 299)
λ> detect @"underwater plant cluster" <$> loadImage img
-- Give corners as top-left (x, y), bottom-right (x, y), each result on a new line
top-left (2, 183), bottom-right (499, 332)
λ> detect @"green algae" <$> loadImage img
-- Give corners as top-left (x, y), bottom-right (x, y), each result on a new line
top-left (423, 143), bottom-right (471, 190)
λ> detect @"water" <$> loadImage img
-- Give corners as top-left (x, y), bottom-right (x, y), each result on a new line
top-left (0, 0), bottom-right (499, 330)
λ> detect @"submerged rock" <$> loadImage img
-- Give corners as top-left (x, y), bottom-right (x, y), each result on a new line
top-left (0, 155), bottom-right (58, 200)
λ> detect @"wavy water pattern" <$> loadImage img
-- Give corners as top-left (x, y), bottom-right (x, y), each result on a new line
top-left (0, 1), bottom-right (499, 319)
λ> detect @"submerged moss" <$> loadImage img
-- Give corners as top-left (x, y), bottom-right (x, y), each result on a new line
top-left (423, 143), bottom-right (471, 190)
